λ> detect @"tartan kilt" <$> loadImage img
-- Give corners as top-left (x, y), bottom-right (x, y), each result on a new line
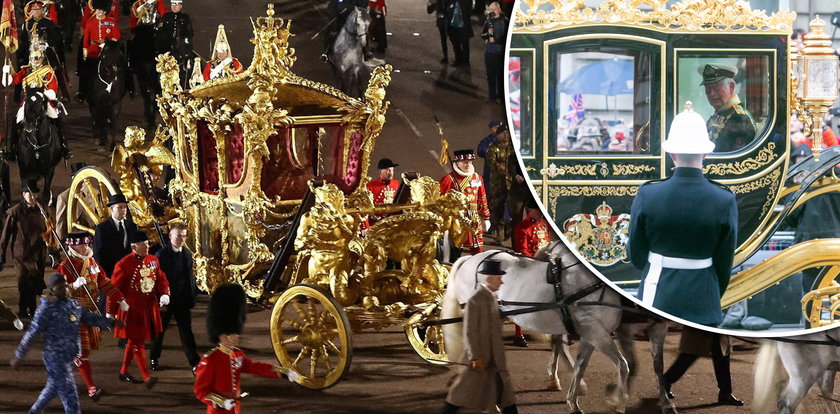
top-left (79, 323), bottom-right (102, 352)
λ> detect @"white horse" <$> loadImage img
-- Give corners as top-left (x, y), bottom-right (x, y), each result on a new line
top-left (442, 241), bottom-right (674, 413)
top-left (753, 332), bottom-right (840, 413)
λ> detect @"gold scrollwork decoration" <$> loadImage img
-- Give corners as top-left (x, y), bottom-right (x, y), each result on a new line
top-left (726, 168), bottom-right (782, 218)
top-left (703, 143), bottom-right (777, 176)
top-left (547, 185), bottom-right (638, 218)
top-left (515, 0), bottom-right (795, 33)
top-left (612, 164), bottom-right (655, 176)
top-left (541, 163), bottom-right (597, 177)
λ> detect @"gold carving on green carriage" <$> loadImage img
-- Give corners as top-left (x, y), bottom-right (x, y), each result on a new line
top-left (612, 164), bottom-right (656, 176)
top-left (703, 143), bottom-right (777, 176)
top-left (562, 201), bottom-right (631, 266)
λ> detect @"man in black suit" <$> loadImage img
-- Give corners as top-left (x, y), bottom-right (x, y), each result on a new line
top-left (92, 194), bottom-right (137, 312)
top-left (150, 221), bottom-right (199, 372)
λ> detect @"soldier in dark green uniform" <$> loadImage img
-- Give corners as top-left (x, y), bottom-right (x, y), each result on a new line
top-left (630, 107), bottom-right (743, 406)
top-left (700, 63), bottom-right (757, 153)
top-left (629, 107), bottom-right (738, 326)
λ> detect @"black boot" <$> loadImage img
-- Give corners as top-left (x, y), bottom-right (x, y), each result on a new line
top-left (54, 118), bottom-right (71, 159)
top-left (662, 353), bottom-right (699, 399)
top-left (713, 354), bottom-right (744, 406)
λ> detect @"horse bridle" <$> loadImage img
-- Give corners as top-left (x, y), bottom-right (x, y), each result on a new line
top-left (23, 92), bottom-right (52, 155)
top-left (97, 56), bottom-right (118, 93)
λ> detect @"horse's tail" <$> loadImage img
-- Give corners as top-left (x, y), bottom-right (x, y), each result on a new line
top-left (442, 255), bottom-right (470, 364)
top-left (753, 340), bottom-right (780, 414)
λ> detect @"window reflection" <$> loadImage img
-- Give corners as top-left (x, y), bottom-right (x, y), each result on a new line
top-left (677, 55), bottom-right (769, 153)
top-left (508, 55), bottom-right (533, 156)
top-left (552, 51), bottom-right (650, 155)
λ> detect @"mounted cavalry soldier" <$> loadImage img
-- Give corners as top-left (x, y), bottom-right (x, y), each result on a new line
top-left (129, 0), bottom-right (167, 30)
top-left (155, 0), bottom-right (193, 89)
top-left (439, 149), bottom-right (491, 256)
top-left (7, 35), bottom-right (71, 159)
top-left (18, 0), bottom-right (63, 68)
top-left (77, 0), bottom-right (121, 103)
top-left (202, 25), bottom-right (243, 82)
top-left (56, 231), bottom-right (128, 401)
top-left (628, 106), bottom-right (738, 327)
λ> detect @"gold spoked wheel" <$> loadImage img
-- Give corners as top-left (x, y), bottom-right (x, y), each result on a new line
top-left (66, 167), bottom-right (120, 235)
top-left (405, 304), bottom-right (448, 365)
top-left (270, 284), bottom-right (352, 389)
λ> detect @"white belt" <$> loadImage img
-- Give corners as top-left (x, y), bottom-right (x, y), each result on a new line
top-left (641, 252), bottom-right (713, 307)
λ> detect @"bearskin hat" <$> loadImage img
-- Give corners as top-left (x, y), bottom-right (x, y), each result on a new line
top-left (92, 0), bottom-right (112, 12)
top-left (207, 283), bottom-right (247, 344)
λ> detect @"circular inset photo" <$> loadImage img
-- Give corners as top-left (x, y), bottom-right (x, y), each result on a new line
top-left (507, 0), bottom-right (840, 335)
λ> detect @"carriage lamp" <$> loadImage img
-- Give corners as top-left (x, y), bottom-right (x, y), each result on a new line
top-left (793, 15), bottom-right (840, 161)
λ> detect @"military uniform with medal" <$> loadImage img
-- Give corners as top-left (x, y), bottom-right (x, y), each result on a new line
top-left (699, 63), bottom-right (757, 153)
top-left (108, 231), bottom-right (169, 388)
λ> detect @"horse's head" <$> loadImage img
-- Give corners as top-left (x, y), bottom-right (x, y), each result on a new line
top-left (100, 39), bottom-right (125, 65)
top-left (349, 6), bottom-right (371, 39)
top-left (23, 87), bottom-right (47, 125)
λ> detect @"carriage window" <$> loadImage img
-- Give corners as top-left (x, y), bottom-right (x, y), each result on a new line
top-left (225, 124), bottom-right (245, 185)
top-left (551, 50), bottom-right (652, 156)
top-left (196, 121), bottom-right (219, 194)
top-left (508, 54), bottom-right (533, 156)
top-left (677, 54), bottom-right (770, 153)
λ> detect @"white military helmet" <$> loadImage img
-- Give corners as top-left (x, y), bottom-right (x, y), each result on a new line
top-left (662, 101), bottom-right (715, 154)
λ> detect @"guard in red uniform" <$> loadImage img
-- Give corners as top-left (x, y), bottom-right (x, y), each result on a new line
top-left (439, 149), bottom-right (491, 256)
top-left (80, 0), bottom-right (119, 30)
top-left (364, 157), bottom-right (401, 228)
top-left (108, 231), bottom-right (169, 389)
top-left (77, 0), bottom-right (120, 103)
top-left (202, 25), bottom-right (243, 82)
top-left (510, 198), bottom-right (551, 348)
top-left (513, 199), bottom-right (551, 258)
top-left (56, 231), bottom-right (128, 400)
top-left (194, 283), bottom-right (297, 413)
top-left (129, 0), bottom-right (167, 29)
top-left (24, 0), bottom-right (58, 26)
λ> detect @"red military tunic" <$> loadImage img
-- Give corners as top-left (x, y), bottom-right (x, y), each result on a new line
top-left (58, 255), bottom-right (124, 351)
top-left (82, 15), bottom-right (121, 60)
top-left (367, 178), bottom-right (400, 205)
top-left (439, 171), bottom-right (490, 251)
top-left (108, 253), bottom-right (169, 341)
top-left (203, 58), bottom-right (244, 81)
top-left (12, 65), bottom-right (59, 95)
top-left (79, 0), bottom-right (119, 30)
top-left (129, 0), bottom-right (167, 29)
top-left (514, 217), bottom-right (551, 257)
top-left (194, 346), bottom-right (282, 414)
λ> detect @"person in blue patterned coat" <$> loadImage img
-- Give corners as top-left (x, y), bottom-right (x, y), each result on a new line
top-left (10, 273), bottom-right (122, 414)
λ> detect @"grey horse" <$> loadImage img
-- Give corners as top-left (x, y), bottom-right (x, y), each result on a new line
top-left (754, 332), bottom-right (840, 414)
top-left (329, 6), bottom-right (372, 97)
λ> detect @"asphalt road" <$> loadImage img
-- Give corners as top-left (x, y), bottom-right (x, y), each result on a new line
top-left (0, 0), bottom-right (834, 412)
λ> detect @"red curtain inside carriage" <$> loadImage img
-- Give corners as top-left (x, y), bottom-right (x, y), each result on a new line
top-left (197, 120), bottom-right (219, 194)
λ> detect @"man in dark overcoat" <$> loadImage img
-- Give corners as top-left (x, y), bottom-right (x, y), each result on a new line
top-left (629, 107), bottom-right (738, 326)
top-left (93, 194), bottom-right (137, 279)
top-left (150, 221), bottom-right (199, 372)
top-left (0, 182), bottom-right (48, 318)
top-left (444, 259), bottom-right (517, 413)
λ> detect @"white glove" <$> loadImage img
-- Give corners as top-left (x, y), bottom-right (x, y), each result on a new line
top-left (13, 318), bottom-right (23, 330)
top-left (119, 300), bottom-right (130, 312)
top-left (287, 369), bottom-right (300, 383)
top-left (159, 294), bottom-right (170, 307)
top-left (484, 220), bottom-right (492, 232)
top-left (71, 277), bottom-right (87, 289)
top-left (105, 313), bottom-right (113, 319)
top-left (2, 64), bottom-right (9, 74)
top-left (221, 399), bottom-right (235, 410)
top-left (43, 89), bottom-right (57, 101)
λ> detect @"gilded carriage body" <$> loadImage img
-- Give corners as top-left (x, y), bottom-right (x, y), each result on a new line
top-left (65, 5), bottom-right (467, 388)
top-left (511, 0), bottom-right (840, 328)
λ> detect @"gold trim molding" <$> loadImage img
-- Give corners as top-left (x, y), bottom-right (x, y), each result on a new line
top-left (703, 143), bottom-right (777, 176)
top-left (515, 0), bottom-right (795, 33)
top-left (612, 164), bottom-right (655, 175)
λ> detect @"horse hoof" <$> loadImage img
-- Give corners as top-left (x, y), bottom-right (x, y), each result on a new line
top-left (579, 380), bottom-right (588, 395)
top-left (545, 378), bottom-right (561, 391)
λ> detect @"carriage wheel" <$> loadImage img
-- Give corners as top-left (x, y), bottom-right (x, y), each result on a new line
top-left (405, 303), bottom-right (448, 365)
top-left (66, 166), bottom-right (120, 235)
top-left (270, 284), bottom-right (352, 389)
